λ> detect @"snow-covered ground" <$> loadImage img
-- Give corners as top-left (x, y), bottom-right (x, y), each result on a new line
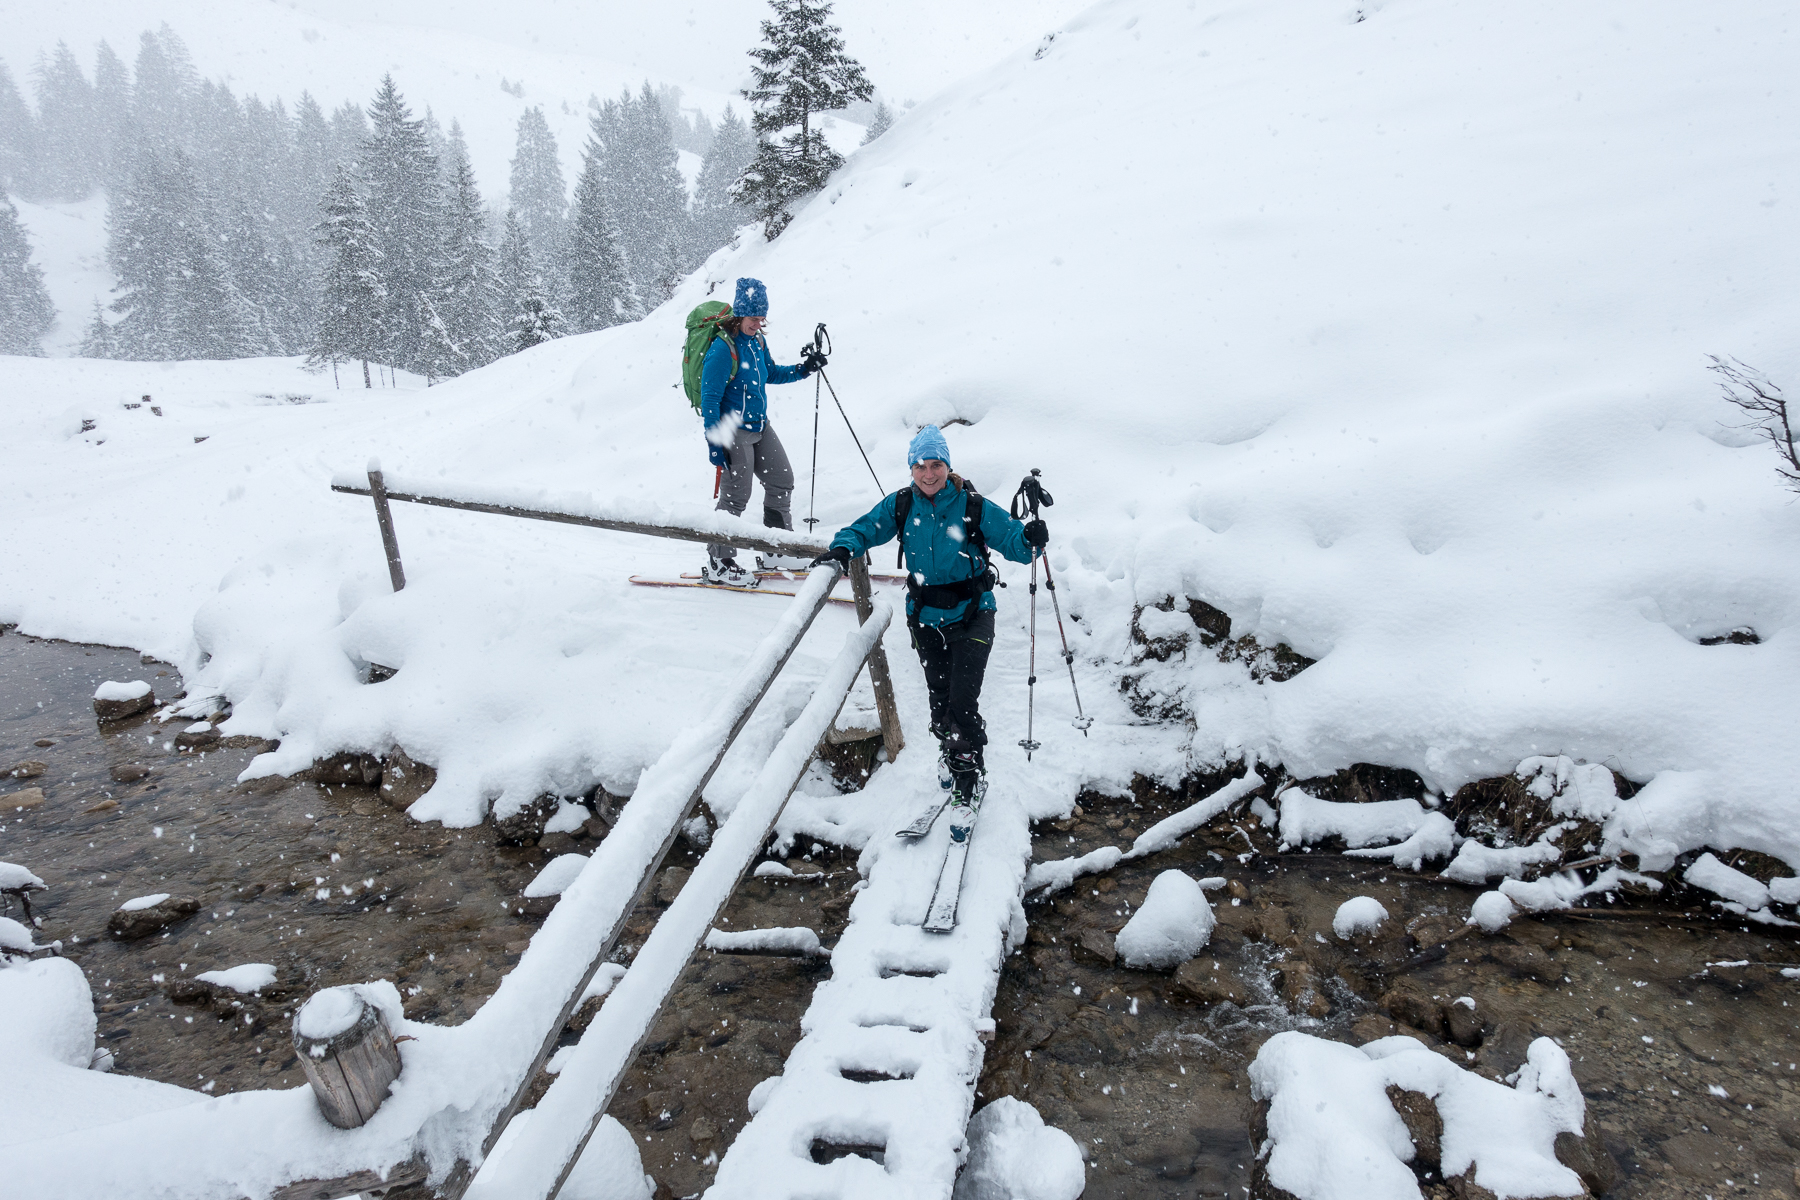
top-left (4, 0), bottom-right (1800, 1192)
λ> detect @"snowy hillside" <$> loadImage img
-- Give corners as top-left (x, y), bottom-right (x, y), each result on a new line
top-left (6, 0), bottom-right (1800, 883)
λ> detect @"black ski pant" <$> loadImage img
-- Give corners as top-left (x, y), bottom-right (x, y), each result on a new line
top-left (912, 608), bottom-right (995, 772)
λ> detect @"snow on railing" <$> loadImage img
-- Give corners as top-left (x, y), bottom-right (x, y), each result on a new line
top-left (467, 600), bottom-right (896, 1199)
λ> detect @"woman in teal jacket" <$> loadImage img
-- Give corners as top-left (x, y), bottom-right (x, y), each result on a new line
top-left (814, 425), bottom-right (1047, 800)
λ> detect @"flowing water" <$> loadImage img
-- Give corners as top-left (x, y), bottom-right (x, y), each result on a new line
top-left (5, 628), bottom-right (1798, 1199)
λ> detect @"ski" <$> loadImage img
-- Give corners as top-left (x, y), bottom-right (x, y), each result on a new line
top-left (897, 795), bottom-right (953, 839)
top-left (922, 779), bottom-right (985, 933)
top-left (627, 576), bottom-right (865, 606)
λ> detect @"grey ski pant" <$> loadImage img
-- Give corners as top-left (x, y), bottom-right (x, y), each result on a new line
top-left (708, 424), bottom-right (794, 561)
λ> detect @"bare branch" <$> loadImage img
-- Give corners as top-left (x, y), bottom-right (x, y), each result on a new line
top-left (1708, 354), bottom-right (1800, 492)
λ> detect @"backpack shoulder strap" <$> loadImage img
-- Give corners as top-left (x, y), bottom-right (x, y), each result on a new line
top-left (892, 487), bottom-right (913, 569)
top-left (963, 485), bottom-right (989, 569)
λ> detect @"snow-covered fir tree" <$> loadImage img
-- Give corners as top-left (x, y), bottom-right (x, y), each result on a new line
top-left (509, 286), bottom-right (562, 353)
top-left (78, 298), bottom-right (119, 358)
top-left (735, 0), bottom-right (873, 237)
top-left (861, 100), bottom-right (893, 144)
top-left (431, 131), bottom-right (503, 372)
top-left (130, 26), bottom-right (197, 161)
top-left (691, 104), bottom-right (755, 259)
top-left (495, 208), bottom-right (538, 322)
top-left (106, 148), bottom-right (264, 359)
top-left (0, 194), bottom-right (55, 354)
top-left (360, 76), bottom-right (442, 374)
top-left (0, 63), bottom-right (35, 197)
top-left (588, 84), bottom-right (690, 299)
top-left (91, 41), bottom-right (132, 191)
top-left (564, 137), bottom-right (637, 333)
top-left (508, 106), bottom-right (568, 293)
top-left (309, 164), bottom-right (386, 387)
top-left (32, 42), bottom-right (97, 201)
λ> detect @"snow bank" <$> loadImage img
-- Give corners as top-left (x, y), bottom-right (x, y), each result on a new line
top-left (93, 679), bottom-right (153, 701)
top-left (194, 963), bottom-right (277, 995)
top-left (1114, 870), bottom-right (1214, 969)
top-left (952, 1096), bottom-right (1085, 1200)
top-left (1251, 1031), bottom-right (1586, 1200)
top-left (1332, 897), bottom-right (1389, 940)
top-left (703, 926), bottom-right (827, 957)
top-left (1439, 837), bottom-right (1564, 885)
top-left (1278, 790), bottom-right (1430, 851)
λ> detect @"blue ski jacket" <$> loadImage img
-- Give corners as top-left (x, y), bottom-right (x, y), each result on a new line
top-left (700, 332), bottom-right (807, 439)
top-left (829, 479), bottom-right (1035, 628)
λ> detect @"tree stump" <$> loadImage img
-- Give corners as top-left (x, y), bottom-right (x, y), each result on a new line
top-left (292, 987), bottom-right (403, 1129)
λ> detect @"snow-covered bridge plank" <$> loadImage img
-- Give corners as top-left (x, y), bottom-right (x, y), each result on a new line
top-left (705, 774), bottom-right (1034, 1199)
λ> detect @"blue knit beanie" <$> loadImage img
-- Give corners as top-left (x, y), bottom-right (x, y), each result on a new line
top-left (908, 425), bottom-right (952, 468)
top-left (733, 277), bottom-right (769, 318)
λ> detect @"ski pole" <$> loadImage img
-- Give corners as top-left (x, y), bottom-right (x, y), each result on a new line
top-left (1010, 468), bottom-right (1090, 739)
top-left (713, 465), bottom-right (722, 500)
top-left (1039, 553), bottom-right (1092, 734)
top-left (1020, 549), bottom-right (1041, 760)
top-left (804, 326), bottom-right (824, 529)
top-left (813, 359), bottom-right (885, 496)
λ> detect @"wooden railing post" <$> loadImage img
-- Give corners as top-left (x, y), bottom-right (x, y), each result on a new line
top-left (368, 464), bottom-right (406, 592)
top-left (849, 556), bottom-right (905, 762)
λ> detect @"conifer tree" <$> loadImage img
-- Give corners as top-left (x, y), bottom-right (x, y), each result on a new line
top-left (0, 194), bottom-right (56, 355)
top-left (0, 63), bottom-right (36, 198)
top-left (92, 41), bottom-right (132, 191)
top-left (78, 298), bottom-right (120, 358)
top-left (860, 100), bottom-right (893, 145)
top-left (564, 138), bottom-right (636, 332)
top-left (360, 76), bottom-right (442, 373)
top-left (691, 104), bottom-right (754, 257)
top-left (495, 208), bottom-right (537, 321)
top-left (131, 27), bottom-right (197, 159)
top-left (309, 164), bottom-right (386, 386)
top-left (509, 285), bottom-right (562, 352)
top-left (432, 133), bottom-right (502, 371)
top-left (735, 0), bottom-right (873, 237)
top-left (106, 149), bottom-right (262, 359)
top-left (508, 106), bottom-right (567, 280)
top-left (33, 42), bottom-right (97, 200)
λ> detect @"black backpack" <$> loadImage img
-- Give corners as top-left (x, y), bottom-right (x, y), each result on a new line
top-left (891, 480), bottom-right (997, 615)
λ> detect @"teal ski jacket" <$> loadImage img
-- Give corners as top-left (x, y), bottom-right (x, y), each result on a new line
top-left (700, 331), bottom-right (807, 437)
top-left (829, 478), bottom-right (1035, 628)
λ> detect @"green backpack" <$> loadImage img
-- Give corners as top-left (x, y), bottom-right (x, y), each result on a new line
top-left (682, 301), bottom-right (739, 411)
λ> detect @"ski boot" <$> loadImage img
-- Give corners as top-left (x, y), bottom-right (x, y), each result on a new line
top-left (702, 555), bottom-right (753, 587)
top-left (946, 772), bottom-right (987, 843)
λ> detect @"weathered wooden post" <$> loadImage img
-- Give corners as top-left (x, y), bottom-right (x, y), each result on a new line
top-left (292, 987), bottom-right (404, 1129)
top-left (849, 556), bottom-right (905, 761)
top-left (368, 462), bottom-right (406, 592)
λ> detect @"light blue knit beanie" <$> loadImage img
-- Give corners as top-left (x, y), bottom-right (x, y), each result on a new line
top-left (908, 425), bottom-right (951, 468)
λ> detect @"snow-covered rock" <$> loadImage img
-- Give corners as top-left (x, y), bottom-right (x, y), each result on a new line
top-left (194, 963), bottom-right (276, 994)
top-left (93, 680), bottom-right (155, 721)
top-left (524, 852), bottom-right (589, 899)
top-left (1771, 877), bottom-right (1800, 906)
top-left (952, 1096), bottom-right (1085, 1200)
top-left (1346, 812), bottom-right (1459, 871)
top-left (1114, 870), bottom-right (1214, 969)
top-left (0, 861), bottom-right (46, 892)
top-left (1468, 892), bottom-right (1517, 933)
top-left (1439, 836), bottom-right (1563, 884)
top-left (1683, 852), bottom-right (1771, 910)
top-left (1251, 1031), bottom-right (1587, 1200)
top-left (703, 926), bottom-right (827, 957)
top-left (1332, 896), bottom-right (1389, 939)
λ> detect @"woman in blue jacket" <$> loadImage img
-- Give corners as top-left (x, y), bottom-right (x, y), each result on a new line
top-left (700, 277), bottom-right (820, 582)
top-left (813, 425), bottom-right (1048, 802)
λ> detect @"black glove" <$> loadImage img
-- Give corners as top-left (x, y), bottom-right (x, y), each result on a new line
top-left (1023, 518), bottom-right (1049, 549)
top-left (801, 347), bottom-right (828, 374)
top-left (810, 545), bottom-right (852, 569)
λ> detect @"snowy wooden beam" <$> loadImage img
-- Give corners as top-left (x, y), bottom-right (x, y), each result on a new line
top-left (330, 471), bottom-right (832, 561)
top-left (848, 556), bottom-right (906, 762)
top-left (464, 598), bottom-right (896, 1200)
